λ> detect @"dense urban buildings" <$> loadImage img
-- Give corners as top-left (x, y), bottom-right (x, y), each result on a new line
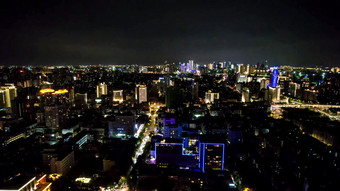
top-left (0, 63), bottom-right (339, 191)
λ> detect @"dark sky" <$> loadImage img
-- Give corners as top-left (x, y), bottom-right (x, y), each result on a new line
top-left (1, 0), bottom-right (339, 66)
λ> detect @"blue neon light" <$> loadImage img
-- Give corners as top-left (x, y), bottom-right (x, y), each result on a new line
top-left (202, 143), bottom-right (205, 172)
top-left (222, 144), bottom-right (225, 171)
top-left (154, 141), bottom-right (225, 172)
top-left (271, 66), bottom-right (278, 87)
top-left (198, 142), bottom-right (201, 169)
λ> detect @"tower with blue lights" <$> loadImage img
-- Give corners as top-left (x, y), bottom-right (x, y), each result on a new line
top-left (270, 66), bottom-right (279, 87)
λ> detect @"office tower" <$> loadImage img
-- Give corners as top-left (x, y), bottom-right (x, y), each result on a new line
top-left (237, 74), bottom-right (247, 83)
top-left (44, 104), bottom-right (68, 129)
top-left (153, 137), bottom-right (225, 172)
top-left (191, 80), bottom-right (199, 100)
top-left (50, 151), bottom-right (75, 175)
top-left (75, 93), bottom-right (88, 110)
top-left (108, 112), bottom-right (136, 138)
top-left (245, 64), bottom-right (250, 74)
top-left (135, 84), bottom-right (147, 104)
top-left (0, 89), bottom-right (9, 109)
top-left (268, 86), bottom-right (281, 102)
top-left (39, 88), bottom-right (55, 106)
top-left (113, 90), bottom-right (124, 103)
top-left (200, 143), bottom-right (225, 172)
top-left (154, 142), bottom-right (199, 169)
top-left (260, 79), bottom-right (268, 90)
top-left (180, 62), bottom-right (186, 73)
top-left (158, 76), bottom-right (170, 96)
top-left (165, 87), bottom-right (183, 109)
top-left (69, 86), bottom-right (75, 104)
top-left (53, 89), bottom-right (69, 104)
top-left (242, 88), bottom-right (250, 102)
top-left (189, 60), bottom-right (196, 70)
top-left (265, 66), bottom-right (280, 102)
top-left (0, 84), bottom-right (17, 111)
top-left (163, 124), bottom-right (183, 139)
top-left (96, 82), bottom-right (107, 98)
top-left (288, 82), bottom-right (297, 97)
top-left (236, 64), bottom-right (244, 74)
top-left (270, 66), bottom-right (279, 88)
top-left (208, 63), bottom-right (214, 70)
top-left (205, 91), bottom-right (219, 104)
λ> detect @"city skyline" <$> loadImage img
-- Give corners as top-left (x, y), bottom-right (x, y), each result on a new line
top-left (1, 1), bottom-right (340, 190)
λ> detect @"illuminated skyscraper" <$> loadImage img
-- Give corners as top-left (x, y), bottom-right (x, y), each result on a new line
top-left (205, 91), bottom-right (219, 104)
top-left (108, 112), bottom-right (136, 138)
top-left (113, 90), bottom-right (124, 103)
top-left (268, 86), bottom-right (281, 102)
top-left (96, 82), bottom-right (107, 98)
top-left (191, 80), bottom-right (199, 100)
top-left (163, 124), bottom-right (183, 139)
top-left (270, 66), bottom-right (279, 88)
top-left (44, 104), bottom-right (68, 129)
top-left (200, 142), bottom-right (225, 172)
top-left (260, 79), bottom-right (268, 90)
top-left (0, 84), bottom-right (17, 112)
top-left (241, 88), bottom-right (250, 102)
top-left (189, 60), bottom-right (195, 70)
top-left (236, 64), bottom-right (244, 73)
top-left (75, 93), bottom-right (88, 110)
top-left (135, 84), bottom-right (147, 104)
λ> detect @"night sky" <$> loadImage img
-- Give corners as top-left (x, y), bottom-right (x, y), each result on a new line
top-left (1, 0), bottom-right (339, 66)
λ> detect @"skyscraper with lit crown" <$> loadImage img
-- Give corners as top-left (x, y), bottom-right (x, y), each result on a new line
top-left (96, 82), bottom-right (107, 98)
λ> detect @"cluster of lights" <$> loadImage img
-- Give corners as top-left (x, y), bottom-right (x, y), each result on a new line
top-left (39, 88), bottom-right (68, 94)
top-left (48, 173), bottom-right (61, 181)
top-left (75, 177), bottom-right (91, 184)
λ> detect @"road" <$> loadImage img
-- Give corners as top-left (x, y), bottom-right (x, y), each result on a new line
top-left (271, 104), bottom-right (340, 108)
top-left (272, 103), bottom-right (340, 121)
top-left (107, 104), bottom-right (160, 191)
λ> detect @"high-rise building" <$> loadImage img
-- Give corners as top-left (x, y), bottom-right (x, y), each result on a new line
top-left (242, 88), bottom-right (250, 102)
top-left (113, 90), bottom-right (124, 103)
top-left (208, 63), bottom-right (214, 70)
top-left (163, 124), bottom-right (183, 139)
top-left (288, 82), bottom-right (297, 97)
top-left (154, 142), bottom-right (199, 169)
top-left (135, 84), bottom-right (147, 104)
top-left (270, 66), bottom-right (279, 88)
top-left (50, 151), bottom-right (75, 175)
top-left (191, 80), bottom-right (199, 100)
top-left (189, 60), bottom-right (195, 70)
top-left (260, 79), bottom-right (268, 90)
top-left (0, 84), bottom-right (17, 112)
top-left (205, 91), bottom-right (219, 104)
top-left (96, 82), bottom-right (107, 98)
top-left (153, 137), bottom-right (225, 172)
top-left (44, 105), bottom-right (68, 129)
top-left (75, 93), bottom-right (87, 110)
top-left (108, 112), bottom-right (136, 138)
top-left (236, 64), bottom-right (244, 74)
top-left (200, 143), bottom-right (225, 172)
top-left (268, 86), bottom-right (281, 102)
top-left (165, 87), bottom-right (183, 109)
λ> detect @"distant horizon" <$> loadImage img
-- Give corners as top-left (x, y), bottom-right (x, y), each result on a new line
top-left (0, 61), bottom-right (338, 68)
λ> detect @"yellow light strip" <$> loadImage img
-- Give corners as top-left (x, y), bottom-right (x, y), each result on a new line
top-left (18, 177), bottom-right (36, 191)
top-left (42, 183), bottom-right (52, 191)
top-left (54, 89), bottom-right (68, 94)
top-left (36, 174), bottom-right (46, 183)
top-left (39, 89), bottom-right (55, 94)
